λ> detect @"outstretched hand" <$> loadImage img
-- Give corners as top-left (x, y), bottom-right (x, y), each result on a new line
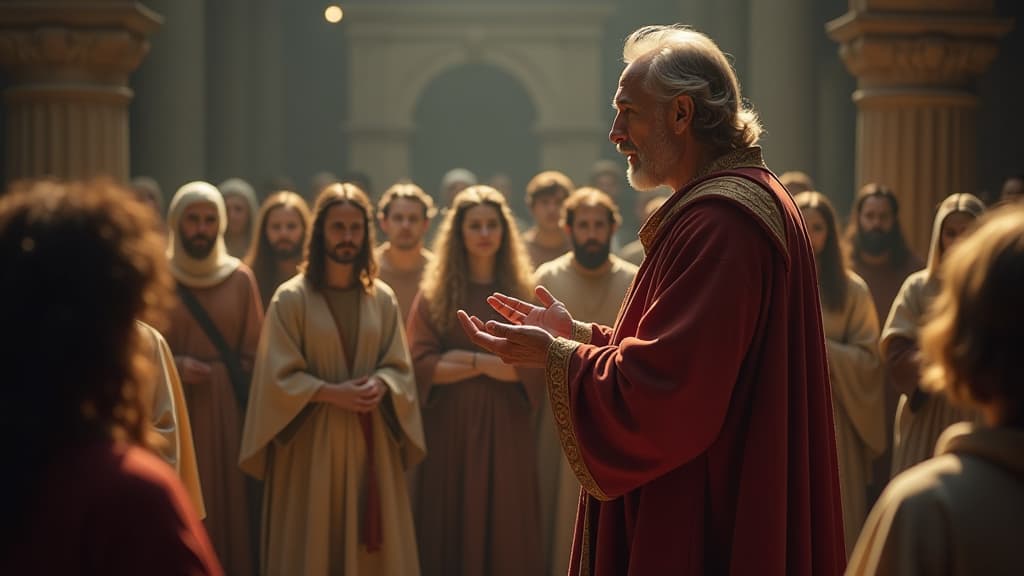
top-left (487, 285), bottom-right (574, 339)
top-left (457, 310), bottom-right (553, 368)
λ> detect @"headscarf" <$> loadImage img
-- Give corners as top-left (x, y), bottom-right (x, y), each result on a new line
top-left (925, 193), bottom-right (986, 281)
top-left (167, 181), bottom-right (240, 288)
top-left (218, 177), bottom-right (260, 229)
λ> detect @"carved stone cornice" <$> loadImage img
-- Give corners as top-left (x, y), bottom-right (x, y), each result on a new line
top-left (827, 11), bottom-right (1012, 88)
top-left (0, 2), bottom-right (162, 84)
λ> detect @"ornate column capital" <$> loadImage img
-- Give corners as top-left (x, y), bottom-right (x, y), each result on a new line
top-left (826, 8), bottom-right (1012, 89)
top-left (0, 2), bottom-right (162, 84)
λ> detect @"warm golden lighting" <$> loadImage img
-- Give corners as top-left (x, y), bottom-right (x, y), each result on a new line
top-left (324, 5), bottom-right (343, 24)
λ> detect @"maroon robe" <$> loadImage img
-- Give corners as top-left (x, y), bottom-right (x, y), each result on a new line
top-left (546, 148), bottom-right (845, 575)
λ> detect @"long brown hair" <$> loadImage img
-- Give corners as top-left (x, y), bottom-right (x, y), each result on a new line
top-left (796, 191), bottom-right (848, 312)
top-left (245, 191), bottom-right (311, 303)
top-left (844, 183), bottom-right (911, 266)
top-left (0, 179), bottom-right (173, 529)
top-left (302, 182), bottom-right (378, 292)
top-left (420, 186), bottom-right (534, 333)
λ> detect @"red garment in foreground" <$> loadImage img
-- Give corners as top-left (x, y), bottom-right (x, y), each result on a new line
top-left (548, 149), bottom-right (846, 575)
top-left (6, 440), bottom-right (222, 576)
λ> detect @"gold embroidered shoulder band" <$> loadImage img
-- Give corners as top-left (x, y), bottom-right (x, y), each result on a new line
top-left (546, 336), bottom-right (611, 501)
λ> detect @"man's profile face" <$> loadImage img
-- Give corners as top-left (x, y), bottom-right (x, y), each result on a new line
top-left (265, 206), bottom-right (305, 261)
top-left (323, 202), bottom-right (366, 265)
top-left (530, 192), bottom-right (568, 233)
top-left (380, 198), bottom-right (428, 251)
top-left (610, 61), bottom-right (674, 192)
top-left (569, 204), bottom-right (615, 270)
top-left (179, 202), bottom-right (219, 259)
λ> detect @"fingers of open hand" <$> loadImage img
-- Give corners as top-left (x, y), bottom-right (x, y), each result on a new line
top-left (535, 285), bottom-right (559, 308)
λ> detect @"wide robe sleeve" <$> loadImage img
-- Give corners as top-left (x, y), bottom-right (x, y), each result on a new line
top-left (826, 276), bottom-right (886, 455)
top-left (407, 291), bottom-right (444, 405)
top-left (880, 273), bottom-right (929, 396)
top-left (548, 200), bottom-right (770, 500)
top-left (238, 286), bottom-right (327, 479)
top-left (369, 283), bottom-right (426, 468)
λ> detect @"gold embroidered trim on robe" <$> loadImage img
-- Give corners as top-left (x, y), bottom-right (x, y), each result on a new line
top-left (639, 175), bottom-right (787, 259)
top-left (546, 336), bottom-right (610, 501)
top-left (571, 320), bottom-right (593, 344)
top-left (638, 146), bottom-right (778, 253)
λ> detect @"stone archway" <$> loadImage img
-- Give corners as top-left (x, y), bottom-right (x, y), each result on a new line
top-left (343, 3), bottom-right (613, 197)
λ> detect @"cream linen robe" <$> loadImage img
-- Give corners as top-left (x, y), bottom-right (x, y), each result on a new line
top-left (239, 276), bottom-right (425, 576)
top-left (138, 321), bottom-right (205, 518)
top-left (820, 274), bottom-right (885, 556)
top-left (881, 194), bottom-right (985, 477)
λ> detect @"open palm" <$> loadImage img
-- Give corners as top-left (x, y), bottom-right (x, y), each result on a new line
top-left (486, 285), bottom-right (574, 339)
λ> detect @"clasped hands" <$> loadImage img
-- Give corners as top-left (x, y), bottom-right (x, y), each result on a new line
top-left (457, 286), bottom-right (574, 368)
top-left (316, 375), bottom-right (388, 413)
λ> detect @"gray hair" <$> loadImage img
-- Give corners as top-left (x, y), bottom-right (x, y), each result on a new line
top-left (623, 25), bottom-right (761, 150)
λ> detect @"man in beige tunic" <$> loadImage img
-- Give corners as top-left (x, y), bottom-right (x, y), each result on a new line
top-left (374, 182), bottom-right (435, 324)
top-left (165, 181), bottom-right (264, 576)
top-left (532, 187), bottom-right (638, 575)
top-left (240, 183), bottom-right (425, 576)
top-left (522, 171), bottom-right (574, 268)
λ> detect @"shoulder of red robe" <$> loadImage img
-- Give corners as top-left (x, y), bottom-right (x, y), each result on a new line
top-left (638, 147), bottom-right (789, 266)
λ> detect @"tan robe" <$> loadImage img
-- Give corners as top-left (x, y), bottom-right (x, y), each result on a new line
top-left (166, 266), bottom-right (263, 576)
top-left (137, 320), bottom-right (205, 518)
top-left (374, 244), bottom-right (432, 324)
top-left (533, 252), bottom-right (638, 575)
top-left (239, 276), bottom-right (424, 576)
top-left (848, 423), bottom-right (1024, 575)
top-left (522, 228), bottom-right (571, 269)
top-left (882, 196), bottom-right (985, 478)
top-left (820, 274), bottom-right (885, 556)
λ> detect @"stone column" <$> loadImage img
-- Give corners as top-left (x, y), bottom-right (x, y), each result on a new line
top-left (131, 0), bottom-right (205, 193)
top-left (0, 2), bottom-right (161, 183)
top-left (748, 0), bottom-right (817, 175)
top-left (827, 1), bottom-right (1011, 256)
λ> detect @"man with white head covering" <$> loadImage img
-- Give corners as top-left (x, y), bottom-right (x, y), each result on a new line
top-left (164, 181), bottom-right (264, 576)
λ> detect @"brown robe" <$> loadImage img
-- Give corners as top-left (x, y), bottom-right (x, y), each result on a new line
top-left (408, 283), bottom-right (544, 576)
top-left (522, 228), bottom-right (571, 269)
top-left (166, 266), bottom-right (263, 576)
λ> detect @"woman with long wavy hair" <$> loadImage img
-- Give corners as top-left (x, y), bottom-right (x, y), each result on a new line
top-left (407, 185), bottom-right (543, 576)
top-left (796, 191), bottom-right (886, 556)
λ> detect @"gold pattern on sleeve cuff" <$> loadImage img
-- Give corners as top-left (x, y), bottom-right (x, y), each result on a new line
top-left (571, 320), bottom-right (592, 344)
top-left (546, 337), bottom-right (611, 501)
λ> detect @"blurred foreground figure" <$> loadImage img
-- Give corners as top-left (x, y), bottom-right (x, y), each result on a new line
top-left (0, 179), bottom-right (221, 575)
top-left (848, 205), bottom-right (1024, 576)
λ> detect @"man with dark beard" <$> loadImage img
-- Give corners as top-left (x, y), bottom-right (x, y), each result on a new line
top-left (245, 191), bottom-right (312, 309)
top-left (164, 181), bottom-right (264, 576)
top-left (844, 182), bottom-right (924, 496)
top-left (531, 186), bottom-right (638, 576)
top-left (845, 183), bottom-right (925, 327)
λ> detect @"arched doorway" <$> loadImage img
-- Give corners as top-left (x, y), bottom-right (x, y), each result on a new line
top-left (411, 63), bottom-right (538, 221)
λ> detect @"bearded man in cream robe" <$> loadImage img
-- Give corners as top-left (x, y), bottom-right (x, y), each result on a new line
top-left (240, 183), bottom-right (425, 576)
